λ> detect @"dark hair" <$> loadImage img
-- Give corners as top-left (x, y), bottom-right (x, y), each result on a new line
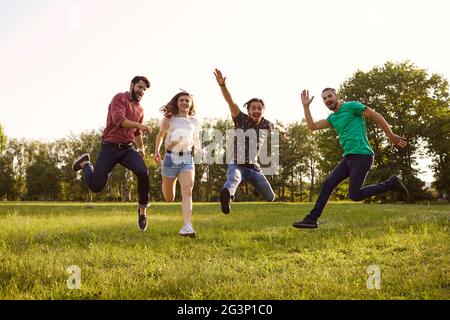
top-left (321, 87), bottom-right (337, 94)
top-left (160, 92), bottom-right (196, 118)
top-left (243, 98), bottom-right (265, 111)
top-left (131, 76), bottom-right (150, 88)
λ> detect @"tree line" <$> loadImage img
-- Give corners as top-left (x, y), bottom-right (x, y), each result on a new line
top-left (1, 61), bottom-right (448, 203)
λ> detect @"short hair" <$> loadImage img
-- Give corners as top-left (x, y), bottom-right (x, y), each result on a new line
top-left (131, 76), bottom-right (150, 88)
top-left (321, 87), bottom-right (337, 94)
top-left (243, 98), bottom-right (265, 110)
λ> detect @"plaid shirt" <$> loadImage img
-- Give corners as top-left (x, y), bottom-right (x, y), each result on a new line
top-left (102, 92), bottom-right (144, 144)
top-left (232, 111), bottom-right (274, 167)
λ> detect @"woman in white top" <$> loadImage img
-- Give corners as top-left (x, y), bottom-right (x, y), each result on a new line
top-left (154, 92), bottom-right (202, 237)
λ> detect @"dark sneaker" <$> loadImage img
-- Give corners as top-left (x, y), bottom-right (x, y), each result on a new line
top-left (390, 176), bottom-right (409, 198)
top-left (72, 153), bottom-right (90, 172)
top-left (293, 215), bottom-right (319, 229)
top-left (220, 188), bottom-right (231, 214)
top-left (137, 208), bottom-right (148, 231)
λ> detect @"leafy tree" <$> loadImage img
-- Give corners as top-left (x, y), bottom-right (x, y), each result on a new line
top-left (421, 84), bottom-right (450, 201)
top-left (56, 130), bottom-right (102, 201)
top-left (274, 121), bottom-right (317, 202)
top-left (339, 61), bottom-right (448, 202)
top-left (25, 143), bottom-right (61, 200)
top-left (0, 127), bottom-right (16, 200)
top-left (0, 154), bottom-right (16, 200)
top-left (0, 124), bottom-right (6, 153)
top-left (5, 139), bottom-right (35, 199)
top-left (143, 118), bottom-right (167, 202)
top-left (201, 119), bottom-right (232, 201)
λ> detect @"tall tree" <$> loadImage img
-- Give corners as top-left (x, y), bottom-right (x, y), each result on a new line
top-left (143, 118), bottom-right (166, 202)
top-left (202, 119), bottom-right (233, 201)
top-left (423, 90), bottom-right (450, 201)
top-left (338, 61), bottom-right (448, 201)
top-left (0, 153), bottom-right (16, 200)
top-left (0, 124), bottom-right (6, 153)
top-left (25, 143), bottom-right (61, 200)
top-left (0, 127), bottom-right (17, 200)
top-left (56, 130), bottom-right (102, 201)
top-left (276, 121), bottom-right (317, 202)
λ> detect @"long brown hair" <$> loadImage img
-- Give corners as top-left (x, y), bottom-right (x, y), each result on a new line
top-left (160, 92), bottom-right (196, 118)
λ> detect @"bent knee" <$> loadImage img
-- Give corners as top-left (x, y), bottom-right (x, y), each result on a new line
top-left (163, 191), bottom-right (175, 202)
top-left (135, 170), bottom-right (149, 179)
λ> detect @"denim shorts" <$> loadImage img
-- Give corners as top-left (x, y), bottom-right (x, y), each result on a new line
top-left (161, 153), bottom-right (195, 178)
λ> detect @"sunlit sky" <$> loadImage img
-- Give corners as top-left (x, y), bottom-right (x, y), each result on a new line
top-left (1, 0), bottom-right (449, 181)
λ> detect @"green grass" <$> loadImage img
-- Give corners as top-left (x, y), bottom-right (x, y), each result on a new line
top-left (0, 201), bottom-right (448, 300)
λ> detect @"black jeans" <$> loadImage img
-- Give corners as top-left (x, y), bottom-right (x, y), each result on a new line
top-left (82, 142), bottom-right (150, 207)
top-left (309, 154), bottom-right (394, 220)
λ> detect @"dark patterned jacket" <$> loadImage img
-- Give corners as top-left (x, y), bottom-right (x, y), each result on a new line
top-left (231, 111), bottom-right (275, 168)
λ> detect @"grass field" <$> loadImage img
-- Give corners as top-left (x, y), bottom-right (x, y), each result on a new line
top-left (0, 201), bottom-right (448, 300)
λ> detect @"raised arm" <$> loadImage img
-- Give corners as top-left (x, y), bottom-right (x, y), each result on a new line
top-left (214, 68), bottom-right (240, 117)
top-left (362, 107), bottom-right (407, 148)
top-left (301, 89), bottom-right (332, 131)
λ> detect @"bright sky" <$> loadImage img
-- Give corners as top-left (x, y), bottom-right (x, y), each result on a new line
top-left (1, 0), bottom-right (449, 181)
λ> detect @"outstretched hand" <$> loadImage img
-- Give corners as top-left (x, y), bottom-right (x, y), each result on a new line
top-left (214, 68), bottom-right (226, 86)
top-left (153, 152), bottom-right (161, 165)
top-left (389, 133), bottom-right (407, 149)
top-left (301, 90), bottom-right (315, 107)
top-left (138, 124), bottom-right (152, 134)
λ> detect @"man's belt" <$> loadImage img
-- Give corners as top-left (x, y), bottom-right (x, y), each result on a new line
top-left (103, 141), bottom-right (133, 150)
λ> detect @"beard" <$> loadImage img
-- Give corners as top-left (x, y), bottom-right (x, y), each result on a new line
top-left (327, 101), bottom-right (338, 111)
top-left (131, 89), bottom-right (140, 102)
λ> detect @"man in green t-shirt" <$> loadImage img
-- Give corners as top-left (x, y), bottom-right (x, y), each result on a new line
top-left (293, 88), bottom-right (409, 229)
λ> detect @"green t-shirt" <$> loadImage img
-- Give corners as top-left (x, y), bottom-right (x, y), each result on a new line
top-left (326, 101), bottom-right (374, 157)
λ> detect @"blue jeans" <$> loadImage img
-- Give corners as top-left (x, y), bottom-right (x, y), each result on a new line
top-left (309, 154), bottom-right (394, 220)
top-left (161, 153), bottom-right (195, 178)
top-left (82, 142), bottom-right (150, 208)
top-left (223, 163), bottom-right (275, 202)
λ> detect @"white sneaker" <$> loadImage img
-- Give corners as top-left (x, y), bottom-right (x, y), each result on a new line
top-left (179, 224), bottom-right (196, 238)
